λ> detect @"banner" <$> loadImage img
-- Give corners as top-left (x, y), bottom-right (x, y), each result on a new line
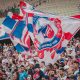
top-left (27, 13), bottom-right (80, 53)
top-left (2, 15), bottom-right (30, 49)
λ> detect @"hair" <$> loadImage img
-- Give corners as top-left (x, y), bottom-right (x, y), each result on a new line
top-left (20, 65), bottom-right (24, 67)
top-left (54, 63), bottom-right (59, 69)
top-left (48, 63), bottom-right (53, 69)
top-left (60, 68), bottom-right (65, 71)
top-left (74, 61), bottom-right (79, 65)
top-left (41, 61), bottom-right (45, 65)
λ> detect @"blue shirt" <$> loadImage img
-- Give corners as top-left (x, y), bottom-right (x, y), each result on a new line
top-left (19, 71), bottom-right (28, 80)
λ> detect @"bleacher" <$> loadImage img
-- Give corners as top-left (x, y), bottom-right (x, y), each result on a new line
top-left (36, 0), bottom-right (80, 16)
top-left (0, 0), bottom-right (80, 16)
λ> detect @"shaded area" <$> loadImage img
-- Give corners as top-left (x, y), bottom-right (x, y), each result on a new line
top-left (0, 39), bottom-right (12, 44)
top-left (74, 29), bottom-right (80, 38)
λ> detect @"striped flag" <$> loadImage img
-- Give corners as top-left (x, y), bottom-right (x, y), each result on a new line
top-left (2, 15), bottom-right (30, 49)
top-left (11, 38), bottom-right (28, 53)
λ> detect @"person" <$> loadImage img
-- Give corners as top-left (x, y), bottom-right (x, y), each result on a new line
top-left (18, 65), bottom-right (28, 80)
top-left (0, 69), bottom-right (4, 80)
top-left (12, 72), bottom-right (19, 80)
top-left (33, 63), bottom-right (45, 80)
top-left (40, 61), bottom-right (46, 73)
top-left (0, 43), bottom-right (3, 52)
top-left (73, 61), bottom-right (79, 80)
top-left (28, 61), bottom-right (34, 80)
top-left (58, 68), bottom-right (67, 80)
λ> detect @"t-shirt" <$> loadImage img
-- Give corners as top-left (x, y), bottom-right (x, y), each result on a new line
top-left (33, 70), bottom-right (45, 80)
top-left (19, 71), bottom-right (28, 80)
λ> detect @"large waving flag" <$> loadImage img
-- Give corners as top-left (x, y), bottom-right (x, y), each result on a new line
top-left (27, 13), bottom-right (80, 50)
top-left (19, 1), bottom-right (80, 62)
top-left (26, 11), bottom-right (80, 63)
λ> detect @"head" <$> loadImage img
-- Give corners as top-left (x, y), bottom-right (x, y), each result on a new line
top-left (46, 65), bottom-right (51, 71)
top-left (12, 72), bottom-right (18, 80)
top-left (29, 61), bottom-right (34, 68)
top-left (40, 61), bottom-right (45, 68)
top-left (42, 77), bottom-right (46, 80)
top-left (73, 61), bottom-right (79, 70)
top-left (64, 59), bottom-right (68, 65)
top-left (68, 56), bottom-right (73, 61)
top-left (48, 70), bottom-right (56, 77)
top-left (18, 67), bottom-right (21, 73)
top-left (27, 75), bottom-right (31, 80)
top-left (59, 68), bottom-right (65, 75)
top-left (53, 63), bottom-right (59, 69)
top-left (20, 65), bottom-right (25, 72)
top-left (68, 50), bottom-right (73, 54)
top-left (34, 64), bottom-right (40, 72)
top-left (67, 44), bottom-right (70, 48)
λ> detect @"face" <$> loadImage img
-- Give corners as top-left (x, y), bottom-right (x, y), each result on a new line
top-left (46, 66), bottom-right (50, 71)
top-left (29, 64), bottom-right (34, 68)
top-left (18, 68), bottom-right (21, 73)
top-left (21, 67), bottom-right (24, 72)
top-left (40, 62), bottom-right (44, 68)
top-left (64, 60), bottom-right (68, 65)
top-left (73, 63), bottom-right (78, 69)
top-left (42, 78), bottom-right (46, 80)
top-left (59, 70), bottom-right (64, 75)
top-left (13, 73), bottom-right (17, 80)
top-left (34, 68), bottom-right (40, 72)
top-left (54, 65), bottom-right (57, 69)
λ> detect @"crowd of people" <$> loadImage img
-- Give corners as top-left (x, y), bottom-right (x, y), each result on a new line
top-left (0, 37), bottom-right (80, 80)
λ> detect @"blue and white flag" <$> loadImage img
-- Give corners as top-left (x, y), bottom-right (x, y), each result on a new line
top-left (2, 15), bottom-right (30, 48)
top-left (0, 25), bottom-right (9, 40)
top-left (11, 38), bottom-right (28, 53)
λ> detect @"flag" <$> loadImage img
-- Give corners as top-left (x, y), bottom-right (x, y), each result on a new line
top-left (26, 12), bottom-right (80, 63)
top-left (20, 1), bottom-right (34, 10)
top-left (71, 14), bottom-right (80, 19)
top-left (0, 25), bottom-right (5, 37)
top-left (0, 33), bottom-right (9, 40)
top-left (20, 1), bottom-right (34, 15)
top-left (2, 15), bottom-right (30, 48)
top-left (19, 1), bottom-right (80, 64)
top-left (0, 25), bottom-right (9, 40)
top-left (11, 38), bottom-right (28, 53)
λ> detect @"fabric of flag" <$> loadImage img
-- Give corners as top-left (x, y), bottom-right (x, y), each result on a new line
top-left (0, 33), bottom-right (9, 40)
top-left (20, 1), bottom-right (34, 15)
top-left (27, 12), bottom-right (80, 59)
top-left (2, 16), bottom-right (17, 34)
top-left (11, 38), bottom-right (28, 53)
top-left (0, 25), bottom-right (5, 37)
top-left (0, 25), bottom-right (9, 40)
top-left (2, 15), bottom-right (30, 48)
